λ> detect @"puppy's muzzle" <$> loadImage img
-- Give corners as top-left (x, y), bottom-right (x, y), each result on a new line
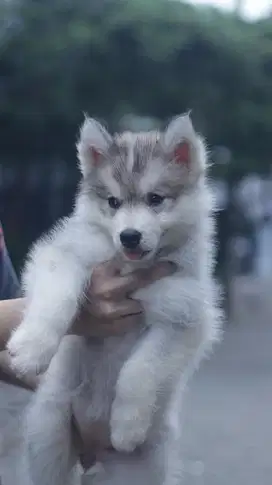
top-left (119, 229), bottom-right (142, 250)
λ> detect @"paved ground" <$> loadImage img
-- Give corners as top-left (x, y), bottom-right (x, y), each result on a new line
top-left (1, 276), bottom-right (272, 484)
top-left (181, 277), bottom-right (272, 484)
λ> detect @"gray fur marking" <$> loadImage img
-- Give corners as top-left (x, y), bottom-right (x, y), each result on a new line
top-left (86, 130), bottom-right (189, 204)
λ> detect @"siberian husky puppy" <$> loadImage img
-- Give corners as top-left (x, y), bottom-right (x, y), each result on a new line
top-left (7, 113), bottom-right (221, 485)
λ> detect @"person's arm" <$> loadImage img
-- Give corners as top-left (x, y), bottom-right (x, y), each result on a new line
top-left (0, 261), bottom-right (174, 389)
top-left (0, 224), bottom-right (31, 386)
top-left (0, 298), bottom-right (38, 389)
top-left (0, 298), bottom-right (25, 350)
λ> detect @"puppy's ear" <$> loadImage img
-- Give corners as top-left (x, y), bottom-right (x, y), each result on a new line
top-left (77, 116), bottom-right (112, 176)
top-left (162, 113), bottom-right (207, 176)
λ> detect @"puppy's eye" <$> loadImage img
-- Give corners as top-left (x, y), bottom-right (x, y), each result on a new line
top-left (108, 196), bottom-right (122, 210)
top-left (146, 193), bottom-right (165, 207)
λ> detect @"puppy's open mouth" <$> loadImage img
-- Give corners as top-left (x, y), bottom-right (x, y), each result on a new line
top-left (123, 249), bottom-right (150, 261)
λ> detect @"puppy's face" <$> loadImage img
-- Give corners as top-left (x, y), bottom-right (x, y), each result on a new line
top-left (77, 114), bottom-right (207, 264)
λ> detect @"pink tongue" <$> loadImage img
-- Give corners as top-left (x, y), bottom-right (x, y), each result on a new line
top-left (125, 251), bottom-right (142, 260)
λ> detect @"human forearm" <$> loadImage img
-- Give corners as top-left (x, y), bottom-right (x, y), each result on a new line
top-left (0, 297), bottom-right (38, 389)
top-left (0, 298), bottom-right (25, 350)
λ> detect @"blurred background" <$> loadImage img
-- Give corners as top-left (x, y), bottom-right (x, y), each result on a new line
top-left (0, 0), bottom-right (272, 484)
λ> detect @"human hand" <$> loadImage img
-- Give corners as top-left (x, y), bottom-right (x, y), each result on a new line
top-left (1, 260), bottom-right (175, 388)
top-left (73, 260), bottom-right (176, 338)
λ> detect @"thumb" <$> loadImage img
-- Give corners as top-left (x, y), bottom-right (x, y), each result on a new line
top-left (148, 261), bottom-right (177, 283)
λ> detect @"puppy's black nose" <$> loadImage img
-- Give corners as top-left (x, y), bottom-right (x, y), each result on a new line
top-left (120, 229), bottom-right (142, 249)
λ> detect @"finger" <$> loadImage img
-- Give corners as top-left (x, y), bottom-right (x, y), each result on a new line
top-left (130, 261), bottom-right (176, 290)
top-left (97, 272), bottom-right (145, 299)
top-left (87, 315), bottom-right (140, 338)
top-left (112, 261), bottom-right (176, 295)
top-left (97, 262), bottom-right (176, 299)
top-left (73, 308), bottom-right (141, 337)
top-left (147, 261), bottom-right (177, 283)
top-left (107, 315), bottom-right (142, 334)
top-left (92, 258), bottom-right (120, 281)
top-left (98, 299), bottom-right (143, 320)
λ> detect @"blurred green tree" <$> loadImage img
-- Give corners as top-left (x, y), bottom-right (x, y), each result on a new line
top-left (0, 0), bottom-right (271, 173)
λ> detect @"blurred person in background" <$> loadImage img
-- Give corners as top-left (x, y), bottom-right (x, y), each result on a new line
top-left (233, 173), bottom-right (264, 274)
top-left (0, 222), bottom-right (21, 301)
top-left (258, 170), bottom-right (272, 278)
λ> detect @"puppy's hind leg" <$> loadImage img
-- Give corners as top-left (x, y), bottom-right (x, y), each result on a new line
top-left (162, 381), bottom-right (185, 485)
top-left (25, 336), bottom-right (85, 485)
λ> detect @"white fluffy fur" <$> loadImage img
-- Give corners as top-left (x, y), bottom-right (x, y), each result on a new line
top-left (7, 114), bottom-right (222, 485)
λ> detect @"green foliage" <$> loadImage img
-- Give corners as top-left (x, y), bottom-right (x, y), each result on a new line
top-left (0, 0), bottom-right (271, 173)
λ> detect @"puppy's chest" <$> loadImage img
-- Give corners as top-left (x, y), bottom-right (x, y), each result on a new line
top-left (85, 328), bottom-right (144, 381)
top-left (76, 329), bottom-right (145, 419)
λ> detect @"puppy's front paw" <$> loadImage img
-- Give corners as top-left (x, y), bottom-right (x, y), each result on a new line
top-left (7, 325), bottom-right (60, 376)
top-left (110, 398), bottom-right (151, 453)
